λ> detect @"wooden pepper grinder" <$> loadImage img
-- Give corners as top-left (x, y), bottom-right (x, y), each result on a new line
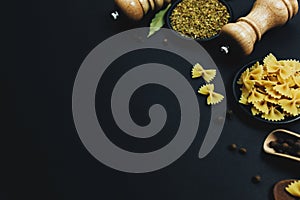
top-left (220, 0), bottom-right (298, 55)
top-left (114, 0), bottom-right (172, 21)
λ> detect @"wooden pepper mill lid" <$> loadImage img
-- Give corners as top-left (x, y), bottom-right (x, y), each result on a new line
top-left (115, 0), bottom-right (144, 21)
top-left (114, 0), bottom-right (170, 21)
top-left (220, 0), bottom-right (299, 55)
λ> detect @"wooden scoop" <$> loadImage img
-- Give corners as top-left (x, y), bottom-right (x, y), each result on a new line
top-left (220, 0), bottom-right (299, 55)
top-left (263, 129), bottom-right (300, 162)
top-left (274, 179), bottom-right (298, 200)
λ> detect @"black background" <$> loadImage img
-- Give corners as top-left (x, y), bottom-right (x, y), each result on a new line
top-left (5, 0), bottom-right (300, 199)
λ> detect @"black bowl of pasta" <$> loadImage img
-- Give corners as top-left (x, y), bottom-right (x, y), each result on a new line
top-left (233, 53), bottom-right (300, 124)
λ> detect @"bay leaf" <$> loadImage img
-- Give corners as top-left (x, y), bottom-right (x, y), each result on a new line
top-left (147, 4), bottom-right (171, 38)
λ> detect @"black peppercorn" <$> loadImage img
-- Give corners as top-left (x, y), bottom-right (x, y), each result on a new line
top-left (269, 141), bottom-right (277, 148)
top-left (286, 139), bottom-right (295, 146)
top-left (239, 148), bottom-right (247, 154)
top-left (277, 149), bottom-right (284, 153)
top-left (277, 138), bottom-right (284, 144)
top-left (282, 142), bottom-right (290, 151)
top-left (228, 144), bottom-right (237, 151)
top-left (252, 175), bottom-right (262, 183)
top-left (294, 142), bottom-right (300, 149)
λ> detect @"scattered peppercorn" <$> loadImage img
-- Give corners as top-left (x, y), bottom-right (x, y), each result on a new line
top-left (169, 0), bottom-right (230, 40)
top-left (252, 175), bottom-right (262, 184)
top-left (239, 148), bottom-right (247, 154)
top-left (228, 144), bottom-right (237, 151)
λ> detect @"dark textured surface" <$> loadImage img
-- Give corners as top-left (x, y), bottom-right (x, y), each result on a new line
top-left (5, 0), bottom-right (300, 199)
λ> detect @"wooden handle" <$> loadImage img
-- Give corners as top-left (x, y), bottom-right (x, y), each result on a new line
top-left (220, 0), bottom-right (298, 55)
top-left (115, 0), bottom-right (170, 21)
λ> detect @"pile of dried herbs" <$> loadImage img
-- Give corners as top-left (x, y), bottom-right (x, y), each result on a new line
top-left (169, 0), bottom-right (230, 40)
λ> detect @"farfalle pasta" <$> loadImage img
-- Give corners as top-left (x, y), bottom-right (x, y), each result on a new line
top-left (261, 106), bottom-right (285, 121)
top-left (191, 63), bottom-right (224, 105)
top-left (192, 63), bottom-right (216, 83)
top-left (237, 53), bottom-right (300, 121)
top-left (198, 84), bottom-right (224, 105)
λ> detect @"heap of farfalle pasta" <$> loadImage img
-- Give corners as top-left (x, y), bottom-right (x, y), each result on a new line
top-left (237, 53), bottom-right (300, 121)
top-left (192, 63), bottom-right (224, 105)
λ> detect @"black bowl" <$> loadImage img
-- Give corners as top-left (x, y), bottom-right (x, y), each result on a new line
top-left (232, 59), bottom-right (300, 124)
top-left (165, 0), bottom-right (233, 42)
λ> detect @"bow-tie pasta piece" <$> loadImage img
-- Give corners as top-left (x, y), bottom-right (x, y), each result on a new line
top-left (247, 88), bottom-right (266, 103)
top-left (191, 63), bottom-right (216, 83)
top-left (263, 53), bottom-right (278, 71)
top-left (273, 82), bottom-right (293, 98)
top-left (283, 60), bottom-right (300, 72)
top-left (252, 101), bottom-right (269, 114)
top-left (237, 68), bottom-right (255, 91)
top-left (239, 93), bottom-right (249, 105)
top-left (261, 106), bottom-right (285, 121)
top-left (284, 76), bottom-right (297, 87)
top-left (240, 85), bottom-right (252, 99)
top-left (251, 106), bottom-right (261, 116)
top-left (264, 95), bottom-right (279, 105)
top-left (198, 84), bottom-right (224, 105)
top-left (264, 53), bottom-right (294, 79)
top-left (265, 85), bottom-right (282, 99)
top-left (278, 89), bottom-right (300, 116)
top-left (249, 62), bottom-right (264, 81)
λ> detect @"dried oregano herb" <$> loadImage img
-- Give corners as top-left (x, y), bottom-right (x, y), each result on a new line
top-left (169, 0), bottom-right (230, 39)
